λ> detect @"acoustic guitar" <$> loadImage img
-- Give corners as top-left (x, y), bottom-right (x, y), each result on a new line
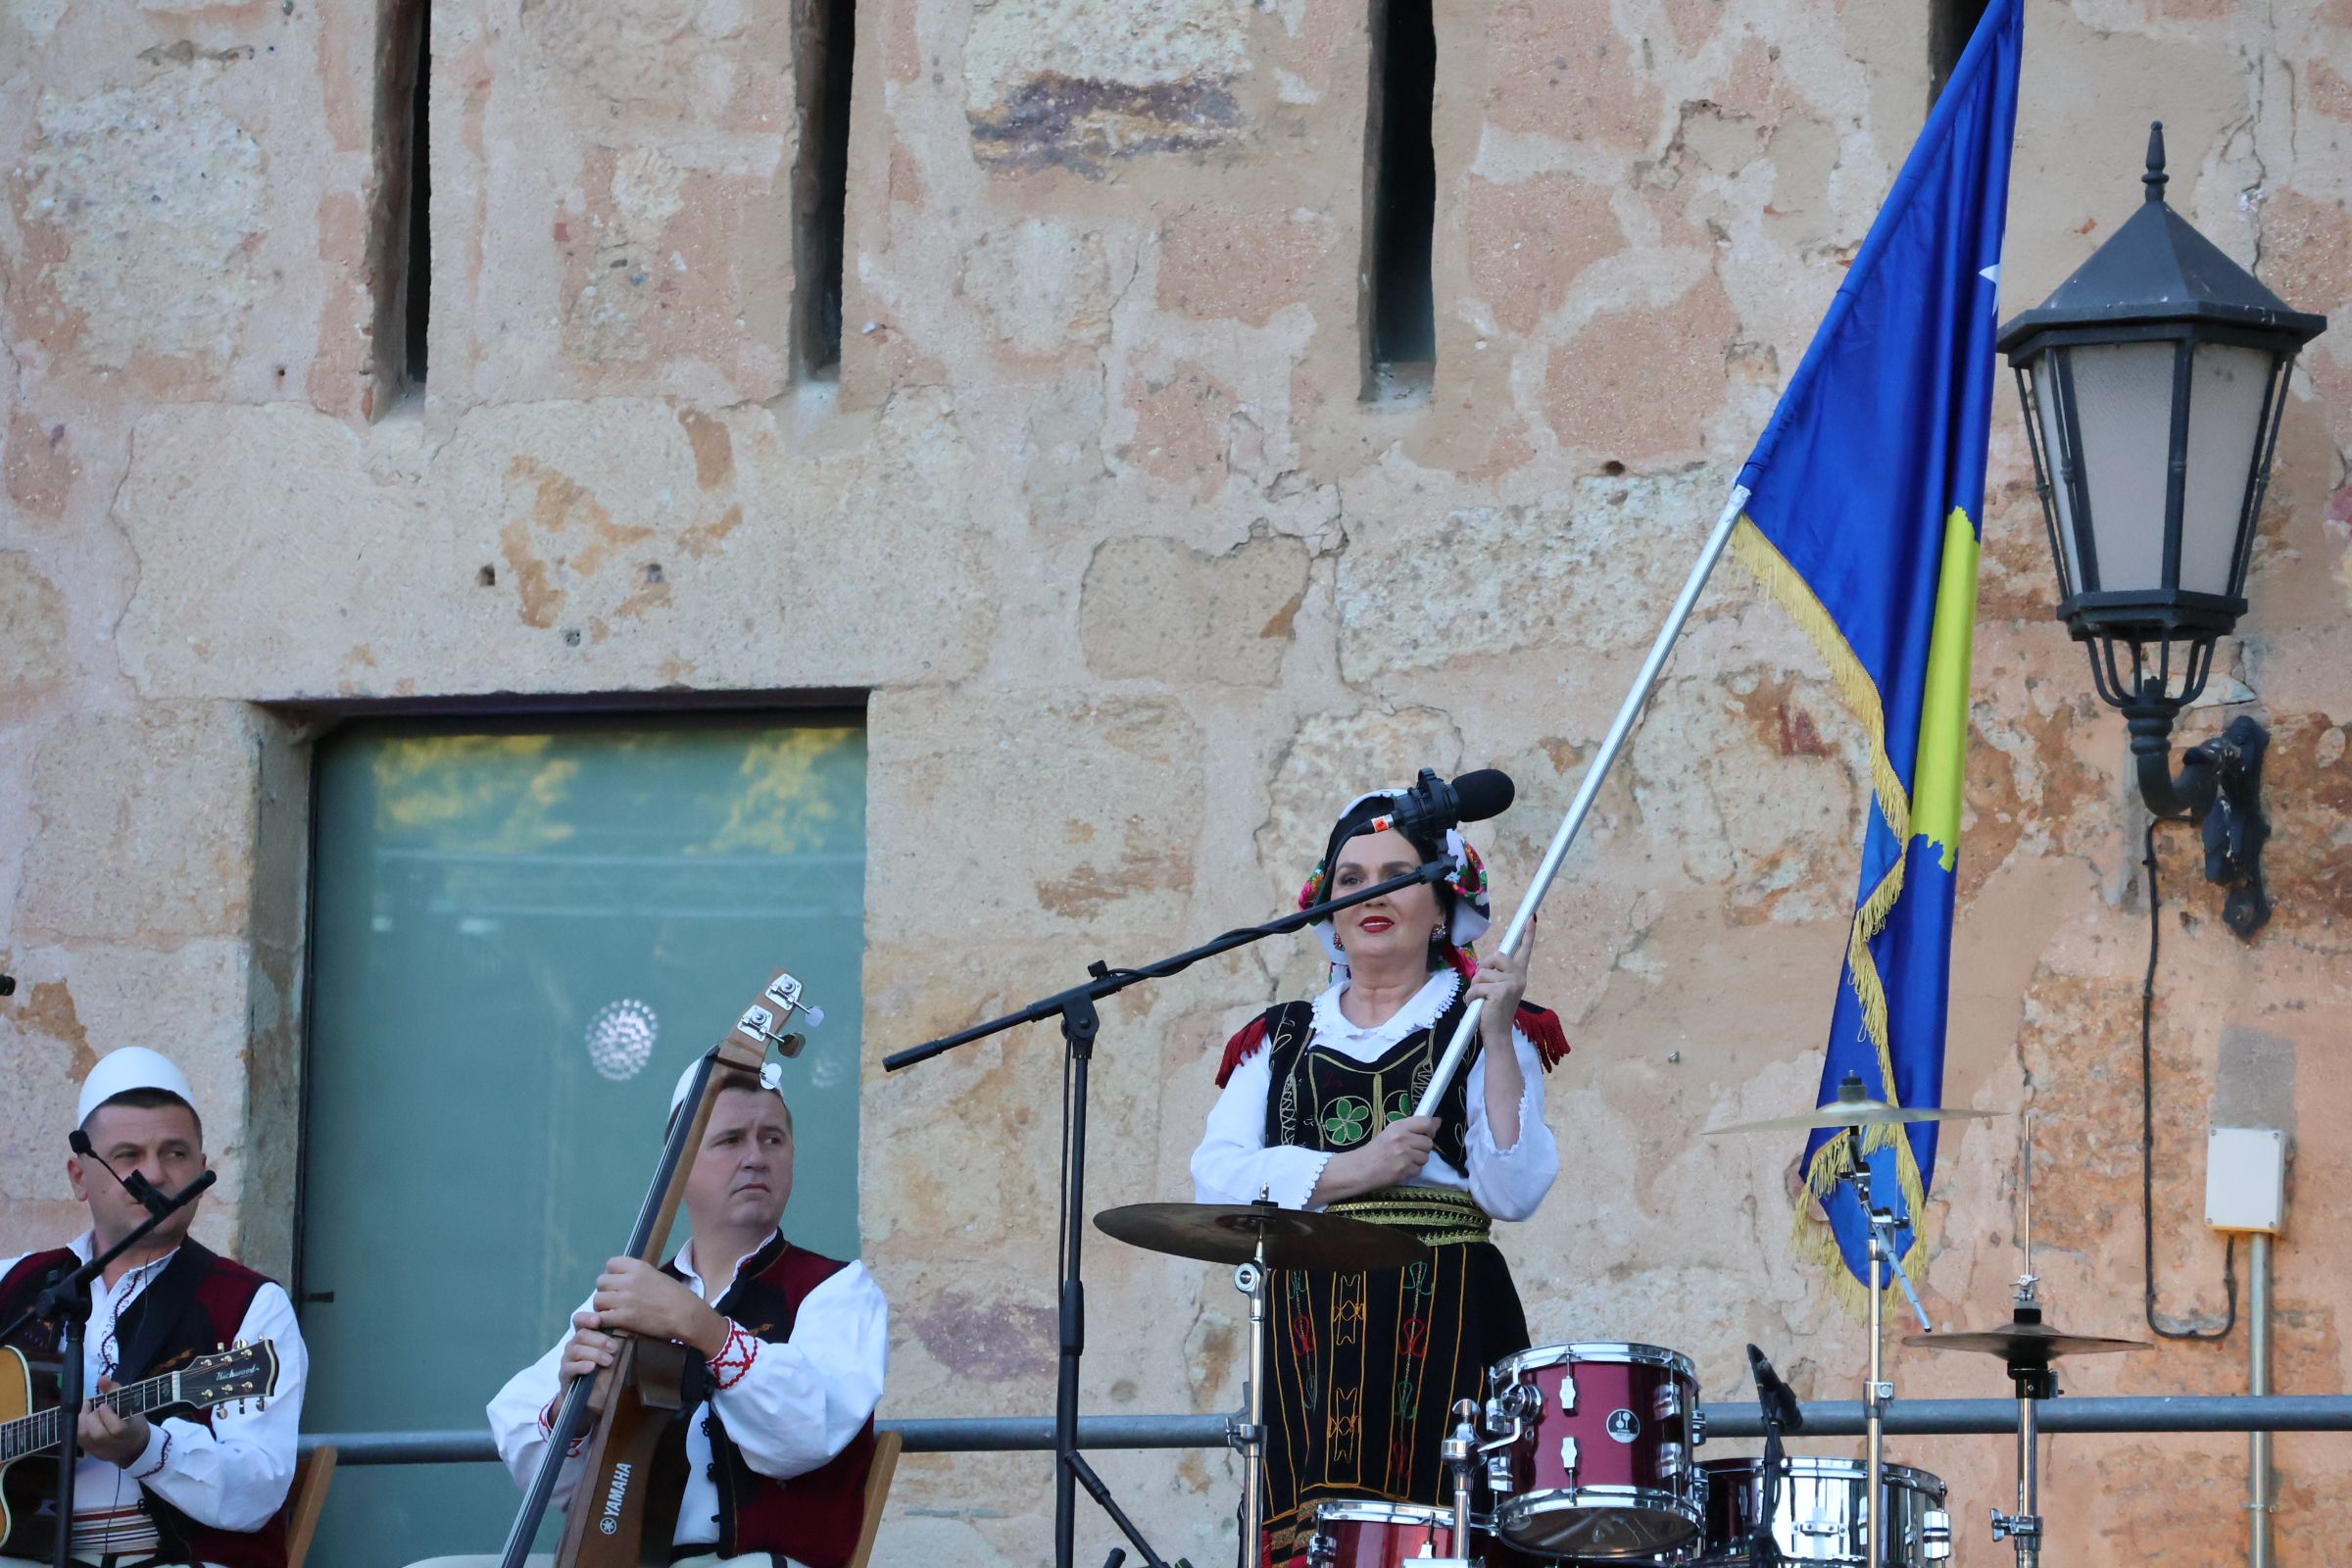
top-left (0, 1339), bottom-right (280, 1552)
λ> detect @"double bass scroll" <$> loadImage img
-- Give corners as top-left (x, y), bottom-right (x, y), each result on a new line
top-left (498, 969), bottom-right (820, 1568)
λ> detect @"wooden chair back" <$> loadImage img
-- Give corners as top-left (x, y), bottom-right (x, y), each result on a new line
top-left (284, 1445), bottom-right (339, 1568)
top-left (844, 1428), bottom-right (903, 1568)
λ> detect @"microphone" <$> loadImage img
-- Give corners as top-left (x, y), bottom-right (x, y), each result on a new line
top-left (1368, 768), bottom-right (1517, 842)
top-left (68, 1130), bottom-right (175, 1219)
top-left (1747, 1343), bottom-right (1805, 1431)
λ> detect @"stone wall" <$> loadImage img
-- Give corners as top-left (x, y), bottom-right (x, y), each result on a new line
top-left (5, 0), bottom-right (2351, 1561)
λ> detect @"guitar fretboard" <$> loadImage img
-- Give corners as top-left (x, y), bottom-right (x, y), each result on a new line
top-left (0, 1372), bottom-right (178, 1463)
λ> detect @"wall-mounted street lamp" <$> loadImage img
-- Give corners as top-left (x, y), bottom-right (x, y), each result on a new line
top-left (1998, 123), bottom-right (2328, 940)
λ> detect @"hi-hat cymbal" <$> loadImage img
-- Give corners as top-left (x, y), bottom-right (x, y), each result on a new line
top-left (1704, 1072), bottom-right (2003, 1137)
top-left (1904, 1315), bottom-right (2150, 1364)
top-left (1095, 1201), bottom-right (1427, 1271)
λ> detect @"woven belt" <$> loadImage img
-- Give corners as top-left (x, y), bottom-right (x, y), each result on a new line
top-left (1326, 1185), bottom-right (1493, 1247)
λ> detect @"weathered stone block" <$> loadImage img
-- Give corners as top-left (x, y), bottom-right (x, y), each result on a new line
top-left (0, 552), bottom-right (72, 707)
top-left (1334, 468), bottom-right (1728, 682)
top-left (11, 74), bottom-right (267, 387)
top-left (1078, 531), bottom-right (1307, 686)
top-left (1464, 172), bottom-right (1621, 335)
top-left (965, 0), bottom-right (1255, 174)
top-left (18, 706), bottom-right (259, 944)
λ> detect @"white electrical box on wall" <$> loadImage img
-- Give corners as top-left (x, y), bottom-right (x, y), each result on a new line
top-left (2206, 1127), bottom-right (2288, 1234)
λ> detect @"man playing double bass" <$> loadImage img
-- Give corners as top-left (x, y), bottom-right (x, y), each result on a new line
top-left (424, 1062), bottom-right (887, 1568)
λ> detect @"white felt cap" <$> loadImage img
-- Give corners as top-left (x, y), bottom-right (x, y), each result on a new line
top-left (76, 1047), bottom-right (197, 1126)
top-left (667, 1056), bottom-right (787, 1117)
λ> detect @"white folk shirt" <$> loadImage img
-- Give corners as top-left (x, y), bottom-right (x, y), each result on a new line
top-left (0, 1235), bottom-right (308, 1567)
top-left (1192, 969), bottom-right (1561, 1219)
top-left (486, 1232), bottom-right (888, 1554)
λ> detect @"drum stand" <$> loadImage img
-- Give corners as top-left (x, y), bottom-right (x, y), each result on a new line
top-left (1839, 1140), bottom-right (1935, 1568)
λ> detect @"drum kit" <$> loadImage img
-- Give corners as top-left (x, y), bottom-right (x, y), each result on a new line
top-left (1097, 1082), bottom-right (2148, 1568)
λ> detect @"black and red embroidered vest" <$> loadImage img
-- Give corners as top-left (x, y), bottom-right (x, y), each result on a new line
top-left (0, 1242), bottom-right (289, 1568)
top-left (1254, 997), bottom-right (1479, 1169)
top-left (1217, 990), bottom-right (1571, 1174)
top-left (661, 1234), bottom-right (875, 1568)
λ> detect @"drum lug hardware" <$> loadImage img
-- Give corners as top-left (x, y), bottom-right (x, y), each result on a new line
top-left (1657, 1440), bottom-right (1686, 1479)
top-left (1690, 1407), bottom-right (1708, 1446)
top-left (1558, 1435), bottom-right (1578, 1479)
top-left (1306, 1532), bottom-right (1336, 1568)
top-left (1923, 1507), bottom-right (1953, 1560)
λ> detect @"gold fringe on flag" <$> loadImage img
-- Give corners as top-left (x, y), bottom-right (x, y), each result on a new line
top-left (1729, 514), bottom-right (1933, 1309)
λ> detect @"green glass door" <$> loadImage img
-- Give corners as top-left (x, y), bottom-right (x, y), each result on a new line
top-left (297, 716), bottom-right (866, 1568)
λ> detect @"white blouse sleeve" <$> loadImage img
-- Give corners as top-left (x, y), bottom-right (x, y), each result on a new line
top-left (709, 1260), bottom-right (889, 1481)
top-left (486, 1304), bottom-right (587, 1512)
top-left (1461, 1025), bottom-right (1560, 1222)
top-left (1191, 1045), bottom-right (1336, 1211)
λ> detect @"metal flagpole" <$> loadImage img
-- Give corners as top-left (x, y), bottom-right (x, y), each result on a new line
top-left (1414, 483), bottom-right (1752, 1117)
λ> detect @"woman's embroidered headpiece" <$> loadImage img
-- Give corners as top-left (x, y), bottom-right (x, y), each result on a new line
top-left (1298, 786), bottom-right (1493, 980)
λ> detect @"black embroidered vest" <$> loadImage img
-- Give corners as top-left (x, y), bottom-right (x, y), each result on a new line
top-left (1257, 992), bottom-right (1482, 1173)
top-left (0, 1241), bottom-right (288, 1568)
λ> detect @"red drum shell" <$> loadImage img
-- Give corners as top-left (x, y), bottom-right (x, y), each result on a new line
top-left (1486, 1343), bottom-right (1703, 1561)
top-left (1308, 1501), bottom-right (1541, 1568)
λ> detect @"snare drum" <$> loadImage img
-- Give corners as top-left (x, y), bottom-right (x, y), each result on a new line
top-left (1483, 1343), bottom-right (1705, 1560)
top-left (1695, 1456), bottom-right (1952, 1565)
top-left (1306, 1500), bottom-right (1538, 1568)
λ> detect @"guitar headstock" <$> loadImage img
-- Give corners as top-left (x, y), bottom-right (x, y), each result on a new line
top-left (184, 1341), bottom-right (280, 1412)
top-left (728, 967), bottom-right (823, 1062)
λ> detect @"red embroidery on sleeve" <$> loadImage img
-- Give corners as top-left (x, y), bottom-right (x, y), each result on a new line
top-left (131, 1429), bottom-right (172, 1480)
top-left (708, 1321), bottom-right (760, 1392)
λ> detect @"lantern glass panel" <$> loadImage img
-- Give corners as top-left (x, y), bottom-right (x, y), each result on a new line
top-left (2064, 339), bottom-right (2178, 595)
top-left (2030, 356), bottom-right (2082, 594)
top-left (2179, 341), bottom-right (2275, 598)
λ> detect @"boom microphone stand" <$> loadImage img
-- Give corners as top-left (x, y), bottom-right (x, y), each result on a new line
top-left (886, 858), bottom-right (1458, 1568)
top-left (0, 1167), bottom-right (217, 1568)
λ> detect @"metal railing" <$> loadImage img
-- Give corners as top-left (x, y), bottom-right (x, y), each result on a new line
top-left (302, 1395), bottom-right (2352, 1465)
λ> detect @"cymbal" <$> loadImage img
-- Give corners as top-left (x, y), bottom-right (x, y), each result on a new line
top-left (1095, 1201), bottom-right (1428, 1271)
top-left (1904, 1317), bottom-right (2150, 1363)
top-left (1705, 1072), bottom-right (2002, 1137)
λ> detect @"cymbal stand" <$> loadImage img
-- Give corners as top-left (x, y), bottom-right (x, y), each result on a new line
top-left (1986, 1283), bottom-right (2054, 1568)
top-left (1989, 1113), bottom-right (2047, 1568)
top-left (1231, 1231), bottom-right (1269, 1568)
top-left (1838, 1137), bottom-right (1934, 1568)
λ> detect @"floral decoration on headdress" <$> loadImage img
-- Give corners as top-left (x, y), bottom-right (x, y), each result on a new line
top-left (1298, 788), bottom-right (1494, 980)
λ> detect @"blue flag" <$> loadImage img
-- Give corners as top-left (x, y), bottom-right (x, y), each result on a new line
top-left (1729, 0), bottom-right (2022, 1300)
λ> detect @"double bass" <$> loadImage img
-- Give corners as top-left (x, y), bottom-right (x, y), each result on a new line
top-left (498, 969), bottom-right (821, 1568)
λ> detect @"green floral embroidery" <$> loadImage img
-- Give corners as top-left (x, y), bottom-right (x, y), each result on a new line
top-left (1322, 1096), bottom-right (1374, 1147)
top-left (1383, 1089), bottom-right (1415, 1125)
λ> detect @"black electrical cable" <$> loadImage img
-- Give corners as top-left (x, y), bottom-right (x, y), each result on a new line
top-left (2139, 816), bottom-right (2237, 1342)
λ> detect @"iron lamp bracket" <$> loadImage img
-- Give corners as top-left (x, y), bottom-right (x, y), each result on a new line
top-left (2123, 710), bottom-right (2271, 940)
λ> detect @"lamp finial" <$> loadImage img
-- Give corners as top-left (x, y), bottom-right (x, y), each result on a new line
top-left (2143, 122), bottom-right (2168, 204)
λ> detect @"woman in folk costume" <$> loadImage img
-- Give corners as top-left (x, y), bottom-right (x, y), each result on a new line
top-left (1191, 786), bottom-right (1569, 1565)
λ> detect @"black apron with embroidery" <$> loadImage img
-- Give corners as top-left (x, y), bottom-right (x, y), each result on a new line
top-left (1250, 999), bottom-right (1532, 1564)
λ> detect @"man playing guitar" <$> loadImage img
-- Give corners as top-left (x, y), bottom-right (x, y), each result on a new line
top-left (0, 1048), bottom-right (309, 1567)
